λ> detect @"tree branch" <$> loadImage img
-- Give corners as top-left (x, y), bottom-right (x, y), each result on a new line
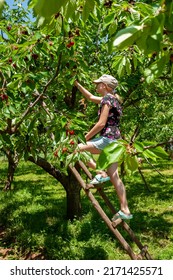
top-left (133, 139), bottom-right (173, 157)
top-left (130, 125), bottom-right (140, 145)
top-left (11, 52), bottom-right (62, 133)
top-left (143, 139), bottom-right (173, 150)
top-left (28, 155), bottom-right (68, 188)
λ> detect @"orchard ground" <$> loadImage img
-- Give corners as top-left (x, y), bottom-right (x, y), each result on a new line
top-left (0, 156), bottom-right (173, 260)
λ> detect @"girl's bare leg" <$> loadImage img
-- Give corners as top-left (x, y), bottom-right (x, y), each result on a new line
top-left (77, 143), bottom-right (131, 214)
top-left (107, 162), bottom-right (131, 215)
top-left (77, 143), bottom-right (107, 177)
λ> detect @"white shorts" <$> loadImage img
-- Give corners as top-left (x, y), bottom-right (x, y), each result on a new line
top-left (89, 136), bottom-right (117, 150)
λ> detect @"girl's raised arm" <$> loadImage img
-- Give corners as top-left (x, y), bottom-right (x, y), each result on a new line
top-left (74, 80), bottom-right (101, 104)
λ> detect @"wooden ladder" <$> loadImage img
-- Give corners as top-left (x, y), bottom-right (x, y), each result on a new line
top-left (69, 161), bottom-right (152, 260)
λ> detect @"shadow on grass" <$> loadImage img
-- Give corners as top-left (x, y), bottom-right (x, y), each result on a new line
top-left (0, 160), bottom-right (173, 259)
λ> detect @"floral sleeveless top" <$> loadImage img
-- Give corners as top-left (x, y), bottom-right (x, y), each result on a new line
top-left (98, 93), bottom-right (122, 140)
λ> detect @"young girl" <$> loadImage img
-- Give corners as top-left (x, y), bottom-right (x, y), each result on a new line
top-left (74, 74), bottom-right (132, 220)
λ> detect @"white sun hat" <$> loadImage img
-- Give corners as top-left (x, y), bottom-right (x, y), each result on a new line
top-left (93, 74), bottom-right (118, 89)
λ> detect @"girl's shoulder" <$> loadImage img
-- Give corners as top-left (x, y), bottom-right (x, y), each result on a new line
top-left (102, 93), bottom-right (121, 106)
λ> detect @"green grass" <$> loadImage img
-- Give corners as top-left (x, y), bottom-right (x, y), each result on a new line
top-left (0, 157), bottom-right (173, 260)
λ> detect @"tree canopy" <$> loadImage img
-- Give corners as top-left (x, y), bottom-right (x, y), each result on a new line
top-left (0, 1), bottom-right (172, 216)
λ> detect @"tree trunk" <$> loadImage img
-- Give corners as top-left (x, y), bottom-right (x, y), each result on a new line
top-left (28, 156), bottom-right (82, 219)
top-left (4, 150), bottom-right (18, 191)
top-left (65, 167), bottom-right (82, 220)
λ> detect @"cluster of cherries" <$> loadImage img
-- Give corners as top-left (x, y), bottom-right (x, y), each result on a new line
top-left (0, 93), bottom-right (8, 101)
top-left (54, 130), bottom-right (76, 157)
top-left (66, 41), bottom-right (75, 48)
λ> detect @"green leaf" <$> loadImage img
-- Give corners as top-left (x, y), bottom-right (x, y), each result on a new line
top-left (60, 117), bottom-right (67, 128)
top-left (125, 154), bottom-right (138, 172)
top-left (104, 12), bottom-right (115, 26)
top-left (1, 134), bottom-right (11, 145)
top-left (147, 146), bottom-right (169, 160)
top-left (37, 16), bottom-right (46, 28)
top-left (117, 56), bottom-right (126, 77)
top-left (69, 76), bottom-right (76, 85)
top-left (34, 0), bottom-right (69, 18)
top-left (108, 21), bottom-right (117, 36)
top-left (145, 34), bottom-right (162, 54)
top-left (149, 13), bottom-right (164, 35)
top-left (7, 79), bottom-right (20, 90)
top-left (130, 8), bottom-right (140, 22)
top-left (133, 54), bottom-right (138, 70)
top-left (143, 149), bottom-right (157, 161)
top-left (82, 0), bottom-right (95, 23)
top-left (8, 105), bottom-right (16, 115)
top-left (125, 57), bottom-right (131, 75)
top-left (134, 141), bottom-right (144, 153)
top-left (144, 54), bottom-right (169, 83)
top-left (113, 25), bottom-right (145, 50)
top-left (65, 153), bottom-right (75, 168)
top-left (0, 0), bottom-right (4, 17)
top-left (97, 142), bottom-right (126, 170)
top-left (2, 106), bottom-right (11, 118)
top-left (28, 119), bottom-right (36, 133)
top-left (64, 0), bottom-right (77, 20)
top-left (112, 56), bottom-right (123, 68)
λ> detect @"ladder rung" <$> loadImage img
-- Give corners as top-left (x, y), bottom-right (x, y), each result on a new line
top-left (86, 183), bottom-right (103, 190)
top-left (112, 218), bottom-right (123, 228)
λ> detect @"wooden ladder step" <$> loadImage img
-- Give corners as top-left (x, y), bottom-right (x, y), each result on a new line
top-left (112, 218), bottom-right (123, 228)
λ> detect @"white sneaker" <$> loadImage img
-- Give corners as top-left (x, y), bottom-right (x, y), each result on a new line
top-left (90, 174), bottom-right (110, 185)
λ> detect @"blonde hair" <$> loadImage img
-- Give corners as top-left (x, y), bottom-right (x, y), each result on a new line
top-left (105, 83), bottom-right (123, 104)
top-left (116, 94), bottom-right (123, 104)
top-left (110, 87), bottom-right (123, 104)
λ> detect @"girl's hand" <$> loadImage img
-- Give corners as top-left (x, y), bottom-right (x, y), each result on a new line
top-left (74, 80), bottom-right (79, 87)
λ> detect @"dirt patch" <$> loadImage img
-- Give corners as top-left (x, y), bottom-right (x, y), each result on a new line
top-left (0, 226), bottom-right (45, 260)
top-left (0, 226), bottom-right (15, 259)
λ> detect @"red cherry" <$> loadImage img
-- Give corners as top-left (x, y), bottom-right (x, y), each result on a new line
top-left (70, 41), bottom-right (74, 46)
top-left (8, 57), bottom-right (13, 63)
top-left (170, 54), bottom-right (173, 63)
top-left (66, 41), bottom-right (75, 48)
top-left (7, 25), bottom-right (11, 31)
top-left (75, 29), bottom-right (80, 36)
top-left (69, 130), bottom-right (75, 135)
top-left (11, 45), bottom-right (18, 50)
top-left (21, 30), bottom-right (28, 35)
top-left (66, 130), bottom-right (69, 136)
top-left (32, 53), bottom-right (39, 60)
top-left (0, 94), bottom-right (8, 101)
top-left (62, 147), bottom-right (68, 153)
top-left (70, 140), bottom-right (75, 145)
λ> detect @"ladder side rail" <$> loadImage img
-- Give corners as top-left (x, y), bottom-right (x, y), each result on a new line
top-left (98, 188), bottom-right (118, 214)
top-left (69, 165), bottom-right (137, 260)
top-left (69, 164), bottom-right (87, 189)
top-left (137, 245), bottom-right (152, 260)
top-left (85, 187), bottom-right (137, 260)
top-left (78, 161), bottom-right (93, 179)
top-left (122, 222), bottom-right (145, 250)
top-left (91, 174), bottom-right (151, 258)
top-left (76, 162), bottom-right (150, 258)
top-left (80, 161), bottom-right (153, 260)
top-left (98, 186), bottom-right (146, 249)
